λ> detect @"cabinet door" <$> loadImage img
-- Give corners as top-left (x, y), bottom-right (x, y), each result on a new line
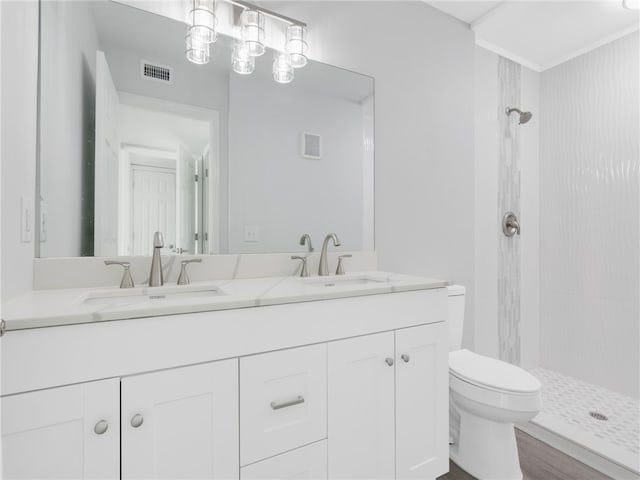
top-left (395, 323), bottom-right (448, 479)
top-left (2, 378), bottom-right (119, 479)
top-left (327, 332), bottom-right (395, 479)
top-left (241, 440), bottom-right (327, 480)
top-left (122, 359), bottom-right (239, 479)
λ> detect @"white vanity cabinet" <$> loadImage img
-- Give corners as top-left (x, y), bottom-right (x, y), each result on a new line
top-left (1, 287), bottom-right (449, 480)
top-left (1, 379), bottom-right (120, 480)
top-left (328, 323), bottom-right (448, 480)
top-left (121, 359), bottom-right (239, 480)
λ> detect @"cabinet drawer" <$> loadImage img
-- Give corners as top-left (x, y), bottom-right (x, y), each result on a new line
top-left (240, 344), bottom-right (327, 465)
top-left (241, 440), bottom-right (327, 480)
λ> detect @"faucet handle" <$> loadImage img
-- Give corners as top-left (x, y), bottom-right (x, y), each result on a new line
top-left (177, 258), bottom-right (202, 285)
top-left (335, 254), bottom-right (352, 275)
top-left (291, 256), bottom-right (309, 277)
top-left (104, 260), bottom-right (135, 289)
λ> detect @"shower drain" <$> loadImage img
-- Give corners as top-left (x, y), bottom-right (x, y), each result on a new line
top-left (589, 411), bottom-right (609, 421)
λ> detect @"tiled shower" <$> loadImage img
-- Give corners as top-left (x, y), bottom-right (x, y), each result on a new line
top-left (497, 32), bottom-right (639, 474)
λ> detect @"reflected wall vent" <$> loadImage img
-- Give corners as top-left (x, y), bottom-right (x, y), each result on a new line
top-left (301, 132), bottom-right (322, 159)
top-left (141, 60), bottom-right (174, 85)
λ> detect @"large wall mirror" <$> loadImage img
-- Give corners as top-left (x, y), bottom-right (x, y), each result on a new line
top-left (38, 0), bottom-right (374, 257)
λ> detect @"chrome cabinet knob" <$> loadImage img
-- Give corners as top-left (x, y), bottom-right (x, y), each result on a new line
top-left (94, 420), bottom-right (109, 435)
top-left (131, 414), bottom-right (144, 428)
top-left (401, 354), bottom-right (410, 363)
top-left (385, 357), bottom-right (394, 366)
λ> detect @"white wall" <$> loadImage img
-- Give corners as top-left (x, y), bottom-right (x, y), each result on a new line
top-left (118, 104), bottom-right (209, 154)
top-left (473, 47), bottom-right (499, 358)
top-left (277, 1), bottom-right (476, 346)
top-left (228, 74), bottom-right (366, 253)
top-left (539, 32), bottom-right (639, 397)
top-left (39, 2), bottom-right (100, 258)
top-left (0, 1), bottom-right (38, 303)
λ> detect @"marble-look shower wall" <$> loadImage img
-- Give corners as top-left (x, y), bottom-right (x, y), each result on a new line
top-left (498, 57), bottom-right (521, 364)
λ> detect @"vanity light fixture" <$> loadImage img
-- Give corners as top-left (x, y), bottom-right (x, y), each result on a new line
top-left (187, 0), bottom-right (218, 44)
top-left (241, 9), bottom-right (266, 57)
top-left (185, 32), bottom-right (211, 65)
top-left (232, 42), bottom-right (255, 74)
top-left (286, 25), bottom-right (308, 68)
top-left (183, 0), bottom-right (308, 82)
top-left (273, 52), bottom-right (294, 84)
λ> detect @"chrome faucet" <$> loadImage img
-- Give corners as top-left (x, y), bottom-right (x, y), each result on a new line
top-left (299, 234), bottom-right (314, 252)
top-left (319, 233), bottom-right (341, 276)
top-left (149, 231), bottom-right (164, 287)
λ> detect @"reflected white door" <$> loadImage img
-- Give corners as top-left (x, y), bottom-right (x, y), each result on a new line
top-left (131, 165), bottom-right (176, 255)
top-left (94, 50), bottom-right (119, 256)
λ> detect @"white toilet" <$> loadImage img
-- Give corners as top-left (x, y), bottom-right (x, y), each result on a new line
top-left (447, 285), bottom-right (541, 480)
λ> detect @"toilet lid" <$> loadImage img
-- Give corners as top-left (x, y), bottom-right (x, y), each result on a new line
top-left (449, 349), bottom-right (541, 393)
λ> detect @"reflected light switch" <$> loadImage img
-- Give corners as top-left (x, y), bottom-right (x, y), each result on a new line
top-left (244, 226), bottom-right (260, 243)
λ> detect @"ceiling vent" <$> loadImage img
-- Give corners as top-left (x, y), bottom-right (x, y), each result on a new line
top-left (140, 60), bottom-right (174, 85)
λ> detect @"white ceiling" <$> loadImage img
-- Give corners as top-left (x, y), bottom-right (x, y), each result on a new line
top-left (426, 1), bottom-right (640, 71)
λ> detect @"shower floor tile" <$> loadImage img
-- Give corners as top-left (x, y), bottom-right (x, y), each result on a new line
top-left (529, 367), bottom-right (639, 473)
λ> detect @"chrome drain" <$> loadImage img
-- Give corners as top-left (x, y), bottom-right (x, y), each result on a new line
top-left (589, 411), bottom-right (608, 421)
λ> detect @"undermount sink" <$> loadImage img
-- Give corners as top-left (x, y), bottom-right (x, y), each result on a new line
top-left (81, 285), bottom-right (226, 307)
top-left (302, 274), bottom-right (390, 288)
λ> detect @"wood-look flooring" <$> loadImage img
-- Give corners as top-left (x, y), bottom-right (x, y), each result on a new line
top-left (438, 428), bottom-right (612, 480)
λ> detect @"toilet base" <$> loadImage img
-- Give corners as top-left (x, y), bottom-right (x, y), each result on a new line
top-left (450, 406), bottom-right (523, 480)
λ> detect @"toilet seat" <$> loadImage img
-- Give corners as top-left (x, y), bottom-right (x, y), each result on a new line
top-left (449, 372), bottom-right (541, 413)
top-left (449, 350), bottom-right (541, 413)
top-left (449, 349), bottom-right (541, 393)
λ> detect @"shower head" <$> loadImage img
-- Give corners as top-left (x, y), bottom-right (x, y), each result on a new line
top-left (505, 107), bottom-right (532, 125)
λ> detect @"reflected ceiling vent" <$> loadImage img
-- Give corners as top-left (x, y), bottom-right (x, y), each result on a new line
top-left (140, 60), bottom-right (174, 85)
top-left (301, 132), bottom-right (322, 159)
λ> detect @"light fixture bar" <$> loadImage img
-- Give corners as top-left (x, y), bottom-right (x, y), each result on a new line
top-left (225, 0), bottom-right (306, 27)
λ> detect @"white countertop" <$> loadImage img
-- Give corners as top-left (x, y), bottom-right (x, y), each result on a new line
top-left (0, 271), bottom-right (448, 332)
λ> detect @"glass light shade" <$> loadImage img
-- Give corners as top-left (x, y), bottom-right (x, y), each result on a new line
top-left (187, 0), bottom-right (217, 44)
top-left (185, 33), bottom-right (210, 65)
top-left (623, 0), bottom-right (640, 8)
top-left (273, 53), bottom-right (294, 84)
top-left (286, 25), bottom-right (308, 68)
top-left (241, 10), bottom-right (265, 57)
top-left (232, 43), bottom-right (255, 75)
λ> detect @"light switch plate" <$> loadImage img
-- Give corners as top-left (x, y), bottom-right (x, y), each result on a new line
top-left (244, 225), bottom-right (260, 243)
top-left (21, 196), bottom-right (33, 243)
top-left (40, 198), bottom-right (48, 242)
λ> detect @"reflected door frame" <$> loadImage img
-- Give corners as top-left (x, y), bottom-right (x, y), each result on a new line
top-left (117, 92), bottom-right (221, 255)
top-left (119, 145), bottom-right (178, 255)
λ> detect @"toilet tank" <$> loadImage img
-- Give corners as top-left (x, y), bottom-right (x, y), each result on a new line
top-left (447, 285), bottom-right (466, 351)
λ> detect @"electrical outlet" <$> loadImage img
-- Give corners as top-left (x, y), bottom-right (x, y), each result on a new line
top-left (21, 196), bottom-right (33, 243)
top-left (244, 225), bottom-right (260, 243)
